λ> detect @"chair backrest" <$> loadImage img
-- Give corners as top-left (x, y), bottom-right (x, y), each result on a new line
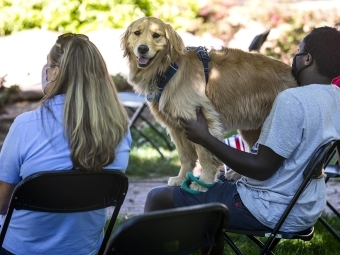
top-left (0, 170), bottom-right (128, 255)
top-left (224, 140), bottom-right (340, 255)
top-left (248, 30), bottom-right (270, 52)
top-left (270, 140), bottom-right (338, 237)
top-left (104, 202), bottom-right (229, 255)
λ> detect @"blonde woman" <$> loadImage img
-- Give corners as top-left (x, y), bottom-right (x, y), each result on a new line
top-left (0, 33), bottom-right (131, 255)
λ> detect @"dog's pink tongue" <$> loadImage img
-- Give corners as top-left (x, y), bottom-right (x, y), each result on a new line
top-left (138, 57), bottom-right (149, 65)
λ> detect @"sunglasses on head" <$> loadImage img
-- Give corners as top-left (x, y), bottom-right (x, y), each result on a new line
top-left (57, 33), bottom-right (89, 40)
top-left (55, 33), bottom-right (89, 48)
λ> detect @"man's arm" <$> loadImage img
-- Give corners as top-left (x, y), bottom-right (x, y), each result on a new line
top-left (180, 107), bottom-right (285, 181)
top-left (0, 181), bottom-right (16, 214)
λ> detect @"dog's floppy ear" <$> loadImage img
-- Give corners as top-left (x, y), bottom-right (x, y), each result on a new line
top-left (120, 24), bottom-right (132, 58)
top-left (165, 23), bottom-right (185, 58)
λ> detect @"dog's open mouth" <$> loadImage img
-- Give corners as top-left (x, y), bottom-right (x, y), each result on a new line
top-left (136, 52), bottom-right (158, 68)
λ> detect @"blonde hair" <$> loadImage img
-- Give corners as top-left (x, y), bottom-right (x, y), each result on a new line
top-left (41, 35), bottom-right (129, 172)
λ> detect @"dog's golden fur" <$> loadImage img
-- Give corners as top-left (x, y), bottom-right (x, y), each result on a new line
top-left (121, 17), bottom-right (297, 191)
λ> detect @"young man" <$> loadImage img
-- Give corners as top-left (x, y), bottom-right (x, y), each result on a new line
top-left (144, 26), bottom-right (340, 254)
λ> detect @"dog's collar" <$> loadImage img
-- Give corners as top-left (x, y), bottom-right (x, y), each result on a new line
top-left (147, 62), bottom-right (178, 102)
top-left (147, 46), bottom-right (210, 103)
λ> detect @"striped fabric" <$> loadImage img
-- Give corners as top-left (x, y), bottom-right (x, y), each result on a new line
top-left (223, 134), bottom-right (249, 171)
top-left (224, 134), bottom-right (249, 152)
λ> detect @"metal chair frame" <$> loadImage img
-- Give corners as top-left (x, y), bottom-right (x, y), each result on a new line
top-left (224, 140), bottom-right (339, 255)
top-left (104, 203), bottom-right (229, 255)
top-left (118, 92), bottom-right (174, 158)
top-left (0, 170), bottom-right (128, 255)
top-left (318, 142), bottom-right (340, 242)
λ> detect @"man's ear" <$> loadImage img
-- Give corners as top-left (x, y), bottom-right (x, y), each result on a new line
top-left (305, 53), bottom-right (313, 65)
top-left (51, 66), bottom-right (59, 81)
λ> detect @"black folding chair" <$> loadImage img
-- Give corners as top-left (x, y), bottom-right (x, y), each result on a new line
top-left (249, 30), bottom-right (270, 52)
top-left (103, 202), bottom-right (229, 255)
top-left (318, 141), bottom-right (340, 241)
top-left (118, 92), bottom-right (174, 158)
top-left (0, 170), bottom-right (128, 255)
top-left (224, 140), bottom-right (339, 255)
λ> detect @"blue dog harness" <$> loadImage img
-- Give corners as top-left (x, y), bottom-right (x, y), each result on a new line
top-left (149, 46), bottom-right (210, 102)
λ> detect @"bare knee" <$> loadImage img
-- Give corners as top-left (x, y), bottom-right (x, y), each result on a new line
top-left (144, 185), bottom-right (175, 213)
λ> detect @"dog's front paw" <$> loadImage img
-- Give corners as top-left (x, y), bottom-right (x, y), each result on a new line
top-left (168, 176), bottom-right (185, 186)
top-left (225, 169), bottom-right (242, 180)
top-left (189, 182), bottom-right (208, 192)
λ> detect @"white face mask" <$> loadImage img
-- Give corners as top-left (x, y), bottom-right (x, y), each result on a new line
top-left (41, 64), bottom-right (52, 95)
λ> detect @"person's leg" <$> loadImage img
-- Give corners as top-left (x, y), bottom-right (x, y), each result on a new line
top-left (144, 185), bottom-right (224, 255)
top-left (144, 179), bottom-right (271, 255)
top-left (144, 185), bottom-right (175, 212)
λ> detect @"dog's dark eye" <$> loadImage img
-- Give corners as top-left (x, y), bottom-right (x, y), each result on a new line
top-left (153, 33), bottom-right (161, 39)
top-left (134, 31), bottom-right (141, 36)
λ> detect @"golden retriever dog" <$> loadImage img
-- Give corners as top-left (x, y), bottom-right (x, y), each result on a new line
top-left (121, 17), bottom-right (297, 191)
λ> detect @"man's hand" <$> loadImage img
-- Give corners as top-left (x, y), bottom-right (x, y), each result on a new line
top-left (180, 108), bottom-right (285, 180)
top-left (180, 107), bottom-right (212, 145)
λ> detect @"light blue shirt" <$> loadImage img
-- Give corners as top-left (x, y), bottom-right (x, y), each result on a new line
top-left (0, 94), bottom-right (132, 255)
top-left (237, 84), bottom-right (340, 232)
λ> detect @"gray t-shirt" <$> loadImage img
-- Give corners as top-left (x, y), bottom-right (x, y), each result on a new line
top-left (237, 84), bottom-right (340, 232)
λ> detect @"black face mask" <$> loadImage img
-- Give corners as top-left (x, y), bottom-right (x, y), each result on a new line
top-left (291, 53), bottom-right (312, 85)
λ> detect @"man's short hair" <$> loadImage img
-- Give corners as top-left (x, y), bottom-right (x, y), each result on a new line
top-left (303, 26), bottom-right (340, 79)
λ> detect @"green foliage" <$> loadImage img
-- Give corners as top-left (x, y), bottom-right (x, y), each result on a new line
top-left (2, 0), bottom-right (340, 65)
top-left (126, 122), bottom-right (179, 178)
top-left (250, 4), bottom-right (340, 63)
top-left (125, 122), bottom-right (238, 179)
top-left (130, 122), bottom-right (174, 150)
top-left (0, 76), bottom-right (21, 114)
top-left (112, 74), bottom-right (131, 92)
top-left (126, 147), bottom-right (180, 178)
top-left (193, 1), bottom-right (340, 64)
top-left (0, 0), bottom-right (202, 35)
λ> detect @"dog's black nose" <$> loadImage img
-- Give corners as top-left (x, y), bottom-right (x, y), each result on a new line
top-left (138, 45), bottom-right (149, 54)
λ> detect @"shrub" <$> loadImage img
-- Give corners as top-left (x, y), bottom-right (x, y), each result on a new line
top-left (0, 0), bottom-right (203, 35)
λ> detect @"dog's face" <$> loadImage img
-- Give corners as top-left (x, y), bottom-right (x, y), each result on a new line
top-left (121, 17), bottom-right (185, 69)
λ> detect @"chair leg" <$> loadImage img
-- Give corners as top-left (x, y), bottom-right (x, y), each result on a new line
top-left (248, 235), bottom-right (276, 255)
top-left (247, 235), bottom-right (266, 249)
top-left (223, 233), bottom-right (277, 255)
top-left (127, 104), bottom-right (173, 158)
top-left (131, 107), bottom-right (174, 151)
top-left (265, 238), bottom-right (280, 255)
top-left (223, 233), bottom-right (243, 255)
top-left (139, 117), bottom-right (174, 151)
top-left (128, 104), bottom-right (146, 127)
top-left (131, 126), bottom-right (165, 159)
top-left (259, 236), bottom-right (279, 255)
top-left (318, 216), bottom-right (340, 242)
top-left (326, 200), bottom-right (340, 218)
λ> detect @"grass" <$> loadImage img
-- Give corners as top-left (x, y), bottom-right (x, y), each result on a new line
top-left (125, 123), bottom-right (238, 179)
top-left (126, 146), bottom-right (180, 179)
top-left (220, 216), bottom-right (340, 255)
top-left (125, 124), bottom-right (181, 179)
top-left (109, 214), bottom-right (340, 255)
top-left (119, 121), bottom-right (340, 254)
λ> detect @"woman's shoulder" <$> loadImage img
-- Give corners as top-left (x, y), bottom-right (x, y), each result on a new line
top-left (13, 108), bottom-right (41, 125)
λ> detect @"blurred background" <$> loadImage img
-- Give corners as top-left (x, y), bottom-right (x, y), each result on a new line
top-left (0, 0), bottom-right (339, 92)
top-left (0, 0), bottom-right (339, 148)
